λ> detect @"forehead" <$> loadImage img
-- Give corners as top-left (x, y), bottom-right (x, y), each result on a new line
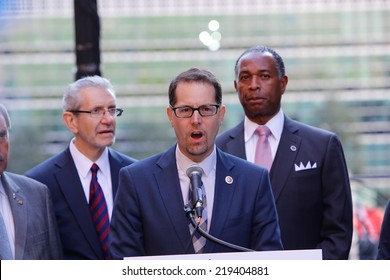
top-left (238, 52), bottom-right (277, 71)
top-left (79, 87), bottom-right (116, 104)
top-left (175, 81), bottom-right (216, 104)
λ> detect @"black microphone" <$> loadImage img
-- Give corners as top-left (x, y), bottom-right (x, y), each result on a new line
top-left (183, 165), bottom-right (254, 253)
top-left (186, 165), bottom-right (204, 219)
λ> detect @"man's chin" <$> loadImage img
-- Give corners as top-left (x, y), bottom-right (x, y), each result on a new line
top-left (98, 140), bottom-right (114, 148)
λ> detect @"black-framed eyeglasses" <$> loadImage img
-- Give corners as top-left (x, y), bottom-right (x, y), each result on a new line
top-left (171, 104), bottom-right (220, 118)
top-left (69, 108), bottom-right (123, 118)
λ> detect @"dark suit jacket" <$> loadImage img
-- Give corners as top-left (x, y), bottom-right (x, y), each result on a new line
top-left (25, 147), bottom-right (136, 259)
top-left (1, 172), bottom-right (62, 259)
top-left (216, 115), bottom-right (353, 259)
top-left (109, 145), bottom-right (283, 258)
top-left (377, 199), bottom-right (390, 259)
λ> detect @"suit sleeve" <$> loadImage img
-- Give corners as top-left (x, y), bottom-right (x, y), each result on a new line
top-left (44, 186), bottom-right (64, 259)
top-left (377, 200), bottom-right (390, 259)
top-left (252, 170), bottom-right (284, 251)
top-left (109, 167), bottom-right (145, 259)
top-left (320, 135), bottom-right (353, 259)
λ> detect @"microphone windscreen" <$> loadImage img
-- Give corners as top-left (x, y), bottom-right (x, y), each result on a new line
top-left (186, 165), bottom-right (203, 178)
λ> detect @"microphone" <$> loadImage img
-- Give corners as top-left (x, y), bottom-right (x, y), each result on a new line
top-left (183, 165), bottom-right (255, 253)
top-left (186, 165), bottom-right (204, 219)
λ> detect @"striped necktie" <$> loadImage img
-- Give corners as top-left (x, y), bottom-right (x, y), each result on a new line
top-left (189, 183), bottom-right (208, 253)
top-left (89, 163), bottom-right (110, 259)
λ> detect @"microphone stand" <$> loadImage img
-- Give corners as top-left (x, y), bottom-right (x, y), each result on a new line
top-left (184, 204), bottom-right (255, 253)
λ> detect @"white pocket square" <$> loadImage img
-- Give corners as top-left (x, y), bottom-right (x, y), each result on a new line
top-left (294, 161), bottom-right (317, 172)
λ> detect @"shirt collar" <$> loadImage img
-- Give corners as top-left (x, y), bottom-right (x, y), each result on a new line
top-left (175, 145), bottom-right (216, 178)
top-left (69, 138), bottom-right (110, 179)
top-left (244, 109), bottom-right (284, 142)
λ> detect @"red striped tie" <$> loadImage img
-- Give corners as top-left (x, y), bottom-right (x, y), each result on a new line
top-left (89, 163), bottom-right (109, 259)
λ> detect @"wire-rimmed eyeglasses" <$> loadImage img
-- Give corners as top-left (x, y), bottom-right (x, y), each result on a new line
top-left (171, 104), bottom-right (220, 118)
top-left (69, 108), bottom-right (123, 118)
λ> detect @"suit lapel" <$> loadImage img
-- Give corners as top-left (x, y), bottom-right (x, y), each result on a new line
top-left (108, 149), bottom-right (122, 197)
top-left (155, 146), bottom-right (193, 253)
top-left (2, 173), bottom-right (27, 260)
top-left (205, 149), bottom-right (236, 252)
top-left (55, 150), bottom-right (102, 257)
top-left (270, 116), bottom-right (301, 201)
top-left (225, 121), bottom-right (247, 160)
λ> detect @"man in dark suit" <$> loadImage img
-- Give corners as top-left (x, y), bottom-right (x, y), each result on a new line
top-left (25, 76), bottom-right (136, 259)
top-left (109, 68), bottom-right (283, 258)
top-left (216, 45), bottom-right (353, 259)
top-left (377, 199), bottom-right (390, 259)
top-left (0, 103), bottom-right (62, 260)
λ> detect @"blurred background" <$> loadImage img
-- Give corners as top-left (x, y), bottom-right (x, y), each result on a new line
top-left (0, 0), bottom-right (389, 259)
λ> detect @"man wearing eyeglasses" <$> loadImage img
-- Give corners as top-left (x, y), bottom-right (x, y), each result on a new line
top-left (25, 75), bottom-right (136, 259)
top-left (109, 68), bottom-right (283, 258)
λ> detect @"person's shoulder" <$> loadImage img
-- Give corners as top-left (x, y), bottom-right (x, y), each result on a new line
top-left (120, 150), bottom-right (165, 172)
top-left (4, 172), bottom-right (48, 191)
top-left (286, 116), bottom-right (337, 138)
top-left (217, 122), bottom-right (243, 140)
top-left (25, 148), bottom-right (70, 176)
top-left (218, 148), bottom-right (267, 173)
top-left (109, 148), bottom-right (137, 164)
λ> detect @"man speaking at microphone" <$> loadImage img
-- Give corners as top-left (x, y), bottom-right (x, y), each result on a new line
top-left (109, 68), bottom-right (283, 258)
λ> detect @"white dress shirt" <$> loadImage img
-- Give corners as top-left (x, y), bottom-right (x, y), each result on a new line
top-left (0, 176), bottom-right (15, 258)
top-left (176, 145), bottom-right (216, 230)
top-left (244, 109), bottom-right (285, 164)
top-left (69, 139), bottom-right (114, 219)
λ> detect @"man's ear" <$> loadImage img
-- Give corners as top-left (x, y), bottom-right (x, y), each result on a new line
top-left (281, 75), bottom-right (288, 95)
top-left (62, 112), bottom-right (79, 134)
top-left (219, 105), bottom-right (226, 126)
top-left (166, 106), bottom-right (174, 127)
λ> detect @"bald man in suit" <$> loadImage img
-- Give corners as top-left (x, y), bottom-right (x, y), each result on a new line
top-left (216, 46), bottom-right (353, 259)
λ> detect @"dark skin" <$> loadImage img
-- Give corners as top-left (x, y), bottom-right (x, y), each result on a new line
top-left (235, 52), bottom-right (288, 125)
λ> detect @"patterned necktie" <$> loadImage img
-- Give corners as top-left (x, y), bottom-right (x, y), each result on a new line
top-left (254, 125), bottom-right (273, 170)
top-left (0, 212), bottom-right (13, 260)
top-left (189, 183), bottom-right (208, 253)
top-left (89, 163), bottom-right (110, 259)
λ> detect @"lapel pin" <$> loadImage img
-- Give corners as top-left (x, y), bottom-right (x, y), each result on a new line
top-left (18, 199), bottom-right (23, 205)
top-left (225, 176), bottom-right (233, 185)
top-left (290, 145), bottom-right (297, 152)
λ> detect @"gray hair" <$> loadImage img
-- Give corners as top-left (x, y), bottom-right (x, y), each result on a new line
top-left (234, 45), bottom-right (286, 79)
top-left (62, 75), bottom-right (116, 111)
top-left (0, 103), bottom-right (11, 129)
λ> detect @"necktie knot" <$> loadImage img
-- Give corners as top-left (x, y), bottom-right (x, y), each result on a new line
top-left (256, 125), bottom-right (271, 137)
top-left (91, 163), bottom-right (99, 174)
